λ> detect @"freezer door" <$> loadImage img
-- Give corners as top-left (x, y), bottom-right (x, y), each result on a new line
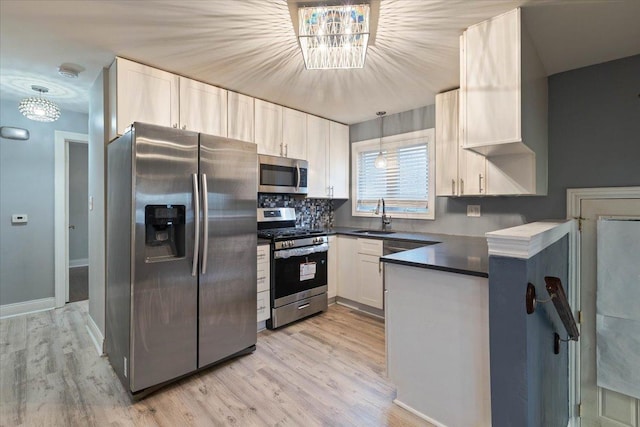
top-left (198, 134), bottom-right (257, 368)
top-left (131, 123), bottom-right (199, 392)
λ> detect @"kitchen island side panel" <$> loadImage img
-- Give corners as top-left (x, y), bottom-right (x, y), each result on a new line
top-left (489, 236), bottom-right (569, 427)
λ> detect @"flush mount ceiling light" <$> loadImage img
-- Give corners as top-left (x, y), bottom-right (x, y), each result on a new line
top-left (298, 3), bottom-right (370, 69)
top-left (18, 85), bottom-right (61, 122)
top-left (374, 111), bottom-right (387, 169)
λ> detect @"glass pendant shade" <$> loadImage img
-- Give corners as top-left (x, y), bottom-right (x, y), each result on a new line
top-left (298, 4), bottom-right (370, 70)
top-left (18, 86), bottom-right (61, 122)
top-left (374, 151), bottom-right (387, 169)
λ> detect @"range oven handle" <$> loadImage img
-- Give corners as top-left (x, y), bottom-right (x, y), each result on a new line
top-left (201, 173), bottom-right (209, 275)
top-left (273, 243), bottom-right (329, 259)
top-left (191, 173), bottom-right (200, 277)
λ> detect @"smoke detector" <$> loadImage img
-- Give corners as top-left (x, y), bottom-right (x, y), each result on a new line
top-left (58, 63), bottom-right (82, 79)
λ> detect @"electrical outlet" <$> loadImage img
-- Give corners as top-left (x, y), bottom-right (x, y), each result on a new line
top-left (467, 205), bottom-right (481, 217)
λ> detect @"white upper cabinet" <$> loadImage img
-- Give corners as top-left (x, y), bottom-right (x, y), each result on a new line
top-left (227, 91), bottom-right (254, 143)
top-left (306, 114), bottom-right (330, 198)
top-left (436, 89), bottom-right (486, 196)
top-left (282, 107), bottom-right (307, 160)
top-left (329, 122), bottom-right (349, 199)
top-left (109, 57), bottom-right (179, 140)
top-left (460, 8), bottom-right (547, 195)
top-left (254, 99), bottom-right (283, 156)
top-left (179, 77), bottom-right (227, 136)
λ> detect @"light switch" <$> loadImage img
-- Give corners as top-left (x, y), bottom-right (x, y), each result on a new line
top-left (11, 214), bottom-right (28, 224)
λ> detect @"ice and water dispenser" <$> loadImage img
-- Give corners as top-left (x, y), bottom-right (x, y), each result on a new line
top-left (144, 205), bottom-right (186, 261)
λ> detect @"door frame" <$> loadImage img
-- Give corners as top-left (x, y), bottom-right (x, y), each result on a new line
top-left (566, 186), bottom-right (640, 427)
top-left (54, 131), bottom-right (89, 308)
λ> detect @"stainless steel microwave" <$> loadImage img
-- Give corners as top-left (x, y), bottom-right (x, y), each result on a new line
top-left (258, 154), bottom-right (308, 195)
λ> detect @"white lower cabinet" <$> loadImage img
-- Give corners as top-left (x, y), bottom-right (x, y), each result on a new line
top-left (327, 235), bottom-right (337, 299)
top-left (336, 236), bottom-right (383, 310)
top-left (257, 244), bottom-right (270, 323)
top-left (337, 236), bottom-right (359, 301)
top-left (357, 239), bottom-right (383, 309)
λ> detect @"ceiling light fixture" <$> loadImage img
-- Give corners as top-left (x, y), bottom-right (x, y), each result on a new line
top-left (18, 85), bottom-right (61, 122)
top-left (374, 111), bottom-right (387, 169)
top-left (298, 3), bottom-right (370, 69)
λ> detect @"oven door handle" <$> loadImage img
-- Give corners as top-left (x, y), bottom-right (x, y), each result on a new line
top-left (273, 243), bottom-right (329, 259)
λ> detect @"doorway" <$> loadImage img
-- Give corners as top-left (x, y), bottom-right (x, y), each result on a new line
top-left (54, 131), bottom-right (89, 307)
top-left (68, 141), bottom-right (89, 302)
top-left (567, 187), bottom-right (640, 426)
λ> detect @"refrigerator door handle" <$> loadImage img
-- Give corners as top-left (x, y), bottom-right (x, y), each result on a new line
top-left (192, 173), bottom-right (200, 277)
top-left (201, 173), bottom-right (209, 275)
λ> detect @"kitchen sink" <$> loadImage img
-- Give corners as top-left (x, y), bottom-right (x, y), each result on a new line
top-left (353, 229), bottom-right (396, 235)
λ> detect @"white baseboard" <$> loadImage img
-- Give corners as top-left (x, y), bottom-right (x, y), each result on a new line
top-left (0, 297), bottom-right (56, 319)
top-left (86, 315), bottom-right (104, 356)
top-left (69, 258), bottom-right (89, 268)
top-left (393, 399), bottom-right (449, 427)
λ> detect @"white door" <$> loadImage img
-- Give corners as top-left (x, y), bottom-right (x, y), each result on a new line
top-left (581, 198), bottom-right (640, 426)
top-left (329, 122), bottom-right (349, 199)
top-left (179, 77), bottom-right (227, 136)
top-left (254, 99), bottom-right (282, 156)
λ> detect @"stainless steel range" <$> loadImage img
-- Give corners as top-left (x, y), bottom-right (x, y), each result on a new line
top-left (257, 207), bottom-right (328, 329)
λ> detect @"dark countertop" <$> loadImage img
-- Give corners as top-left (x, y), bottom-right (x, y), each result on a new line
top-left (257, 238), bottom-right (271, 246)
top-left (331, 227), bottom-right (489, 278)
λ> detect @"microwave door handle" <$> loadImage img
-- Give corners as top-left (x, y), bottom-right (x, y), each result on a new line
top-left (296, 163), bottom-right (301, 192)
top-left (201, 173), bottom-right (209, 275)
top-left (191, 173), bottom-right (200, 277)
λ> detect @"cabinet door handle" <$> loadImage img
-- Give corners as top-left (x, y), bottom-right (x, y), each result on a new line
top-left (182, 125), bottom-right (186, 130)
top-left (172, 123), bottom-right (178, 128)
top-left (479, 174), bottom-right (484, 193)
top-left (452, 179), bottom-right (456, 195)
top-left (280, 143), bottom-right (283, 157)
top-left (285, 144), bottom-right (288, 157)
top-left (460, 179), bottom-right (465, 195)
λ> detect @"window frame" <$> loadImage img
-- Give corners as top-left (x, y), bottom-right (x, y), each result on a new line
top-left (351, 128), bottom-right (435, 220)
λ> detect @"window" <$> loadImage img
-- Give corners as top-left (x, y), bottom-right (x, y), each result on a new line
top-left (351, 129), bottom-right (435, 220)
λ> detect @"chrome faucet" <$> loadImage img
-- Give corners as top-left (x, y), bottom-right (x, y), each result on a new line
top-left (375, 198), bottom-right (392, 230)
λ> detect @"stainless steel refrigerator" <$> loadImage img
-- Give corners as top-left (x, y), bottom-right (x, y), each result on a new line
top-left (106, 122), bottom-right (257, 397)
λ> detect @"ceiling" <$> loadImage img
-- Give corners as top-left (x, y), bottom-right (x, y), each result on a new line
top-left (1, 0), bottom-right (639, 124)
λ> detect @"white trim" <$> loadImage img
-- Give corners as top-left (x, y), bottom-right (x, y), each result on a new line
top-left (565, 186), bottom-right (640, 427)
top-left (86, 314), bottom-right (105, 356)
top-left (392, 399), bottom-right (448, 427)
top-left (0, 297), bottom-right (56, 319)
top-left (54, 131), bottom-right (89, 308)
top-left (485, 220), bottom-right (573, 259)
top-left (69, 258), bottom-right (89, 268)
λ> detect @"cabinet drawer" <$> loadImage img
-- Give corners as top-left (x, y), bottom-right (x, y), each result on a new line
top-left (257, 265), bottom-right (269, 293)
top-left (357, 238), bottom-right (383, 256)
top-left (257, 245), bottom-right (270, 263)
top-left (257, 290), bottom-right (270, 322)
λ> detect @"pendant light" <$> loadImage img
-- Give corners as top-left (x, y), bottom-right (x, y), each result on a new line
top-left (18, 85), bottom-right (61, 122)
top-left (374, 111), bottom-right (387, 169)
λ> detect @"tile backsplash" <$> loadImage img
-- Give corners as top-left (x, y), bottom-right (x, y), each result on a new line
top-left (258, 194), bottom-right (334, 230)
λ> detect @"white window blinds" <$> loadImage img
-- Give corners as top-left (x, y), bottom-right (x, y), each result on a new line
top-left (354, 137), bottom-right (431, 216)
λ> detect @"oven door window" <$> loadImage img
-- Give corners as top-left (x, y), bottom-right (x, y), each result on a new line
top-left (273, 251), bottom-right (327, 300)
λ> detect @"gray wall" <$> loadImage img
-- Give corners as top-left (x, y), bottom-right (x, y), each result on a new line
top-left (489, 236), bottom-right (569, 427)
top-left (88, 69), bottom-right (108, 338)
top-left (335, 54), bottom-right (640, 236)
top-left (0, 98), bottom-right (88, 305)
top-left (68, 142), bottom-right (88, 263)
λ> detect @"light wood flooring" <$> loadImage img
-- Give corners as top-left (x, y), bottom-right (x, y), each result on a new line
top-left (0, 301), bottom-right (433, 426)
